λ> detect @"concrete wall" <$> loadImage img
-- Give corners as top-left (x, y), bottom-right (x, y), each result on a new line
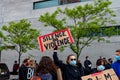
top-left (0, 0), bottom-right (120, 71)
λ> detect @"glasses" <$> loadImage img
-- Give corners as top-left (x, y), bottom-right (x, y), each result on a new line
top-left (70, 58), bottom-right (76, 61)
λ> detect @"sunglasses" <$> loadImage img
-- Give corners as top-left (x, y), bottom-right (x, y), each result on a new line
top-left (70, 58), bottom-right (76, 61)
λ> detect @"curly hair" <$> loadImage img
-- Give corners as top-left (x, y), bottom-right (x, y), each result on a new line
top-left (37, 56), bottom-right (57, 74)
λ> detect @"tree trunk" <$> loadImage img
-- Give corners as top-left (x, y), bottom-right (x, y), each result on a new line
top-left (18, 52), bottom-right (21, 67)
top-left (76, 50), bottom-right (82, 62)
top-left (77, 53), bottom-right (79, 61)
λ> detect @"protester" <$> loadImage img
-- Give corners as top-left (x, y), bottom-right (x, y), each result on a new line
top-left (112, 49), bottom-right (120, 79)
top-left (84, 56), bottom-right (92, 75)
top-left (29, 59), bottom-right (36, 75)
top-left (103, 58), bottom-right (111, 69)
top-left (29, 59), bottom-right (39, 80)
top-left (96, 59), bottom-right (106, 71)
top-left (108, 58), bottom-right (113, 64)
top-left (91, 59), bottom-right (106, 73)
top-left (37, 56), bottom-right (58, 80)
top-left (53, 46), bottom-right (83, 80)
top-left (34, 60), bottom-right (39, 75)
top-left (12, 60), bottom-right (19, 75)
top-left (29, 59), bottom-right (35, 68)
top-left (19, 58), bottom-right (30, 80)
top-left (76, 60), bottom-right (85, 76)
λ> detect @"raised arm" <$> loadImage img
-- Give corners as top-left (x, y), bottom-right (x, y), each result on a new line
top-left (53, 46), bottom-right (66, 69)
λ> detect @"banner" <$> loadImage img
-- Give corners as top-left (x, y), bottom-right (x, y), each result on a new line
top-left (81, 69), bottom-right (119, 80)
top-left (38, 28), bottom-right (74, 52)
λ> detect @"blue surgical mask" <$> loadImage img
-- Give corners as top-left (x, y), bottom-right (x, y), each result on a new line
top-left (69, 61), bottom-right (76, 66)
top-left (97, 65), bottom-right (105, 71)
top-left (115, 55), bottom-right (120, 61)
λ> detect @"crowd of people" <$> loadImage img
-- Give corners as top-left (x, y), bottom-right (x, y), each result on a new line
top-left (16, 47), bottom-right (120, 80)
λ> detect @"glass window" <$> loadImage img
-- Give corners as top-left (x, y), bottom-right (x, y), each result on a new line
top-left (33, 0), bottom-right (59, 9)
top-left (33, 0), bottom-right (92, 9)
top-left (81, 26), bottom-right (120, 37)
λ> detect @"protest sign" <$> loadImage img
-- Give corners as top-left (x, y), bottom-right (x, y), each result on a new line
top-left (81, 69), bottom-right (119, 80)
top-left (38, 28), bottom-right (74, 52)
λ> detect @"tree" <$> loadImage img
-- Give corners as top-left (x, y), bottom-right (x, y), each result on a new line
top-left (2, 19), bottom-right (40, 64)
top-left (0, 31), bottom-right (16, 62)
top-left (39, 0), bottom-right (116, 60)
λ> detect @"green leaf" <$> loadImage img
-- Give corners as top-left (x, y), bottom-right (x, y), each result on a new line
top-left (1, 19), bottom-right (40, 64)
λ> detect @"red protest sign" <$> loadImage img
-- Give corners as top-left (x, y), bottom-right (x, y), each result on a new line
top-left (38, 28), bottom-right (74, 52)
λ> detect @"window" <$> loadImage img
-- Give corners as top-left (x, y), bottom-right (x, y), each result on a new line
top-left (33, 0), bottom-right (59, 9)
top-left (79, 26), bottom-right (120, 37)
top-left (89, 26), bottom-right (120, 37)
top-left (33, 0), bottom-right (91, 9)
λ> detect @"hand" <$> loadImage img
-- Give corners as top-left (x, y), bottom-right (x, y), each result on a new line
top-left (54, 45), bottom-right (58, 50)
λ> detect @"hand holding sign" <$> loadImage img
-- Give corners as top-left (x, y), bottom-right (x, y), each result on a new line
top-left (54, 45), bottom-right (58, 50)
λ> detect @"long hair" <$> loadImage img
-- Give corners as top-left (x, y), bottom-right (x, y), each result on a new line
top-left (37, 56), bottom-right (57, 74)
top-left (66, 54), bottom-right (75, 64)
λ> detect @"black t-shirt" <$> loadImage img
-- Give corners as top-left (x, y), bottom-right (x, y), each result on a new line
top-left (19, 65), bottom-right (34, 80)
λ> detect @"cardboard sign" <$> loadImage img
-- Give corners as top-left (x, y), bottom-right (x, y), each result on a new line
top-left (81, 69), bottom-right (119, 80)
top-left (38, 28), bottom-right (74, 52)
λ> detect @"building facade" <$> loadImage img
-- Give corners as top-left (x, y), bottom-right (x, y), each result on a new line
top-left (0, 0), bottom-right (120, 71)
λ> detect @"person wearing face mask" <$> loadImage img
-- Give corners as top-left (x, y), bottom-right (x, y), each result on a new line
top-left (112, 49), bottom-right (120, 79)
top-left (96, 59), bottom-right (105, 72)
top-left (53, 46), bottom-right (82, 80)
top-left (91, 59), bottom-right (105, 74)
